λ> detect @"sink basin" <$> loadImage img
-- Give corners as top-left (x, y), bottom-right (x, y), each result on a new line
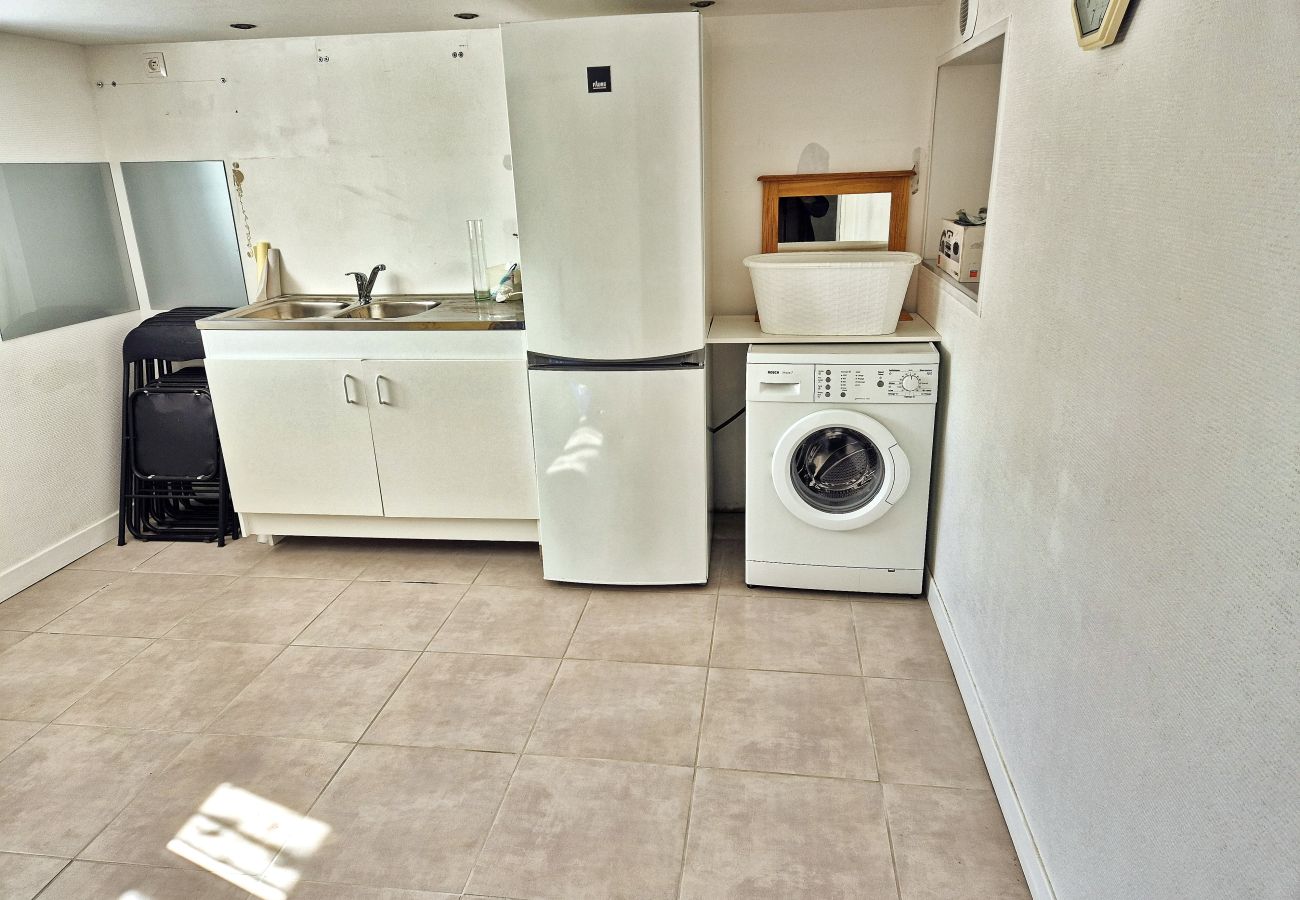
top-left (234, 299), bottom-right (353, 320)
top-left (333, 299), bottom-right (443, 320)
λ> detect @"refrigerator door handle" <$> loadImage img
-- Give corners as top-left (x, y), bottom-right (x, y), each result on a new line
top-left (527, 350), bottom-right (704, 371)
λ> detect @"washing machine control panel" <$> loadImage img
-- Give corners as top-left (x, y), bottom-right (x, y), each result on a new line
top-left (815, 364), bottom-right (938, 403)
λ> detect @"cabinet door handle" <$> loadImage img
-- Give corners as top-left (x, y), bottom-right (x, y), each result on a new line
top-left (342, 373), bottom-right (356, 404)
top-left (375, 374), bottom-right (391, 406)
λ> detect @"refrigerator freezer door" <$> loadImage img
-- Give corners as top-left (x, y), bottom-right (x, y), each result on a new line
top-left (503, 14), bottom-right (705, 361)
top-left (529, 365), bottom-right (709, 585)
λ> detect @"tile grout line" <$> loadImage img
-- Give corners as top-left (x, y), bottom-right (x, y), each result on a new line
top-left (13, 540), bottom-right (491, 894)
top-left (273, 564), bottom-right (370, 648)
top-left (54, 571), bottom-right (276, 868)
top-left (674, 590), bottom-right (722, 899)
top-left (252, 612), bottom-right (427, 893)
top-left (862, 675), bottom-right (904, 900)
top-left (350, 576), bottom-right (479, 749)
top-left (851, 604), bottom-right (905, 898)
top-left (29, 857), bottom-right (78, 899)
top-left (457, 589), bottom-right (592, 896)
top-left (416, 579), bottom-right (477, 653)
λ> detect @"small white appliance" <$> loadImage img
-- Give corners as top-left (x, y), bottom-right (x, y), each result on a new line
top-left (502, 13), bottom-right (709, 585)
top-left (746, 343), bottom-right (939, 594)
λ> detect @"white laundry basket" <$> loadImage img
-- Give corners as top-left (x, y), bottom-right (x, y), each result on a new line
top-left (744, 251), bottom-right (921, 335)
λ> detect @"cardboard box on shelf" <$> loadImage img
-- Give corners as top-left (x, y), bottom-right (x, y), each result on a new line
top-left (937, 219), bottom-right (984, 283)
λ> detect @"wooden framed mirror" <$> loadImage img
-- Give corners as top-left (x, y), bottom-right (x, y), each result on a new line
top-left (758, 170), bottom-right (914, 254)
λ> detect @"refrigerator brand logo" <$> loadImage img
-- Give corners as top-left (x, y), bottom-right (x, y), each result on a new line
top-left (587, 65), bottom-right (612, 93)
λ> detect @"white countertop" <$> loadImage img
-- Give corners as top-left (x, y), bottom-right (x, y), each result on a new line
top-left (706, 313), bottom-right (940, 344)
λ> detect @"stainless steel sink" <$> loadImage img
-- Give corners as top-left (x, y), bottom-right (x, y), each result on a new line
top-left (333, 299), bottom-right (443, 320)
top-left (233, 299), bottom-right (353, 320)
top-left (198, 293), bottom-right (522, 331)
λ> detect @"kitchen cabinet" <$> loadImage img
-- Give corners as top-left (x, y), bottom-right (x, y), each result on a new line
top-left (362, 359), bottom-right (538, 519)
top-left (205, 355), bottom-right (538, 525)
top-left (206, 358), bottom-right (384, 517)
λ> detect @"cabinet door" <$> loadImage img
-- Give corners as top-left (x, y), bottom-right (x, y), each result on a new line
top-left (206, 358), bottom-right (384, 516)
top-left (362, 359), bottom-right (539, 520)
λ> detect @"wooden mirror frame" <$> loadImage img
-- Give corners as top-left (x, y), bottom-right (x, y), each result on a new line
top-left (758, 170), bottom-right (915, 254)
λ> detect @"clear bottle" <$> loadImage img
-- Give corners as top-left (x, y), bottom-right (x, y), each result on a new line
top-left (466, 219), bottom-right (490, 301)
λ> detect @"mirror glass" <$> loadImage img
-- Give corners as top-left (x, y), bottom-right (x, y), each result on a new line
top-left (122, 160), bottom-right (248, 310)
top-left (0, 163), bottom-right (138, 340)
top-left (777, 191), bottom-right (892, 250)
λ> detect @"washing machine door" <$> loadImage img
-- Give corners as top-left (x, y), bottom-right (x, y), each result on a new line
top-left (771, 409), bottom-right (911, 531)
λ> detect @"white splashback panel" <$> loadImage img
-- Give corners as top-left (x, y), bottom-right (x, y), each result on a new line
top-left (86, 31), bottom-right (519, 298)
top-left (503, 13), bottom-right (706, 360)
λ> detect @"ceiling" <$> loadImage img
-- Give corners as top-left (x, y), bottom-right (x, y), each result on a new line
top-left (1, 0), bottom-right (940, 46)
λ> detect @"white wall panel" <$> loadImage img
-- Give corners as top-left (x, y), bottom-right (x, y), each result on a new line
top-left (85, 31), bottom-right (518, 297)
top-left (921, 2), bottom-right (1300, 898)
top-left (0, 34), bottom-right (138, 594)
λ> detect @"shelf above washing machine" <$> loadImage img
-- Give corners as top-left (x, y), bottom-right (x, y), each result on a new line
top-left (706, 313), bottom-right (940, 345)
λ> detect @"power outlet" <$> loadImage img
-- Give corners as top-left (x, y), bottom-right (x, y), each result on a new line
top-left (143, 52), bottom-right (167, 78)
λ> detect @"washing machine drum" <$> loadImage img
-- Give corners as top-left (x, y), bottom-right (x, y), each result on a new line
top-left (772, 410), bottom-right (911, 531)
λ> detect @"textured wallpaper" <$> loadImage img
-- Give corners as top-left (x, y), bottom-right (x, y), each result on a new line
top-left (922, 1), bottom-right (1300, 898)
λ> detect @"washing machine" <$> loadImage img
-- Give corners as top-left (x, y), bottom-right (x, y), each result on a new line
top-left (746, 343), bottom-right (939, 594)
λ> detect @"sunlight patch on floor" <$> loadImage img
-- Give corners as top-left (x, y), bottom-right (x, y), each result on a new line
top-left (165, 782), bottom-right (329, 900)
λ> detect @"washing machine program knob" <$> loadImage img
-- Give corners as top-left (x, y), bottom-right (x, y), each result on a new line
top-left (900, 373), bottom-right (921, 392)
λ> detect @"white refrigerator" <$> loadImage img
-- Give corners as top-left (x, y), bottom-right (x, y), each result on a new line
top-left (502, 13), bottom-right (709, 585)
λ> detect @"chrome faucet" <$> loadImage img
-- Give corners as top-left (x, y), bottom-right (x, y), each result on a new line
top-left (345, 264), bottom-right (386, 304)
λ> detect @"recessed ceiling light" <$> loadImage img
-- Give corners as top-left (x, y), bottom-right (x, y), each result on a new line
top-left (454, 12), bottom-right (479, 19)
top-left (690, 1), bottom-right (716, 8)
top-left (229, 23), bottom-right (257, 30)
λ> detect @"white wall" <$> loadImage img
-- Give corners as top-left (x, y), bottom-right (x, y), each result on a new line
top-left (924, 59), bottom-right (1000, 257)
top-left (704, 7), bottom-right (939, 316)
top-left (86, 30), bottom-right (517, 297)
top-left (920, 2), bottom-right (1300, 898)
top-left (703, 7), bottom-right (940, 508)
top-left (0, 34), bottom-right (138, 597)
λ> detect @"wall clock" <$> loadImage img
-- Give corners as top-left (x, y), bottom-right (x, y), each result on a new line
top-left (1072, 0), bottom-right (1131, 50)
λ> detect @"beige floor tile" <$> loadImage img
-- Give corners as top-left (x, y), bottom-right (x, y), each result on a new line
top-left (680, 768), bottom-right (897, 900)
top-left (527, 659), bottom-right (706, 766)
top-left (0, 720), bottom-right (42, 760)
top-left (247, 537), bottom-right (382, 580)
top-left (0, 570), bottom-right (124, 631)
top-left (0, 724), bottom-right (191, 856)
top-left (364, 651), bottom-right (558, 752)
top-left (294, 581), bottom-right (466, 651)
top-left (57, 639), bottom-right (280, 732)
top-left (885, 783), bottom-right (1029, 900)
top-left (135, 537), bottom-right (273, 576)
top-left (473, 544), bottom-right (586, 590)
top-left (854, 601), bottom-right (954, 681)
top-left (208, 645), bottom-right (416, 741)
top-left (67, 537), bottom-right (169, 572)
top-left (37, 860), bottom-right (246, 899)
top-left (358, 540), bottom-right (492, 585)
top-left (82, 732), bottom-right (351, 870)
top-left (711, 594), bottom-right (861, 675)
top-left (466, 755), bottom-right (693, 900)
top-left (867, 678), bottom-right (989, 789)
top-left (0, 852), bottom-right (67, 900)
top-left (698, 667), bottom-right (876, 780)
top-left (428, 585), bottom-right (588, 657)
top-left (166, 576), bottom-right (349, 644)
top-left (294, 884), bottom-right (460, 900)
top-left (0, 632), bottom-right (26, 653)
top-left (299, 744), bottom-right (515, 893)
top-left (566, 591), bottom-right (717, 666)
top-left (43, 573), bottom-right (235, 638)
top-left (0, 633), bottom-right (150, 721)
